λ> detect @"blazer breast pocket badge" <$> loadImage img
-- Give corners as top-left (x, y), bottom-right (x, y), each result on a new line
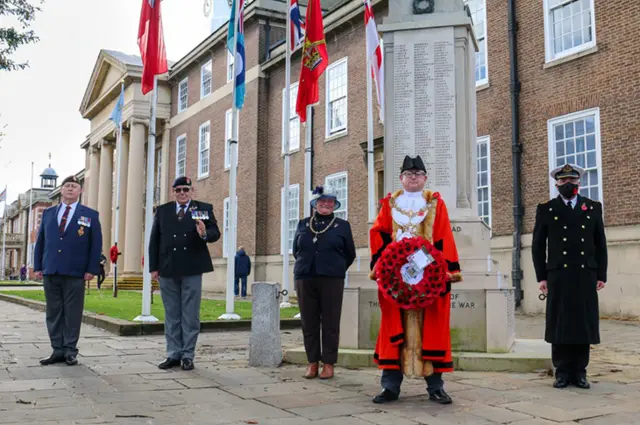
top-left (78, 226), bottom-right (85, 236)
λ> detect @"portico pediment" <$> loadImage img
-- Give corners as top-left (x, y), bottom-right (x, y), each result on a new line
top-left (79, 49), bottom-right (142, 120)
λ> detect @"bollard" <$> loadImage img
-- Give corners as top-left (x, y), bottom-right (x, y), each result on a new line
top-left (249, 282), bottom-right (283, 367)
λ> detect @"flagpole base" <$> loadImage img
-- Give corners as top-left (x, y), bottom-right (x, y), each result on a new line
top-left (218, 313), bottom-right (242, 320)
top-left (279, 301), bottom-right (293, 309)
top-left (133, 315), bottom-right (159, 323)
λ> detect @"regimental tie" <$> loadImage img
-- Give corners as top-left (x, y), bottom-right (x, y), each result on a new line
top-left (178, 205), bottom-right (186, 221)
top-left (59, 205), bottom-right (71, 235)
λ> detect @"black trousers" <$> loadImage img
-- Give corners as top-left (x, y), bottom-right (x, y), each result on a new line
top-left (43, 275), bottom-right (85, 357)
top-left (552, 344), bottom-right (590, 380)
top-left (296, 277), bottom-right (344, 365)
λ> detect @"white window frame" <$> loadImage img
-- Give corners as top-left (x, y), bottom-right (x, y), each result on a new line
top-left (198, 121), bottom-right (211, 179)
top-left (175, 134), bottom-right (187, 178)
top-left (547, 107), bottom-right (603, 204)
top-left (223, 196), bottom-right (238, 258)
top-left (281, 184), bottom-right (300, 254)
top-left (226, 50), bottom-right (234, 83)
top-left (543, 0), bottom-right (597, 63)
top-left (324, 171), bottom-right (348, 220)
top-left (464, 0), bottom-right (488, 86)
top-left (178, 77), bottom-right (188, 113)
top-left (325, 57), bottom-right (349, 138)
top-left (224, 109), bottom-right (238, 169)
top-left (476, 135), bottom-right (491, 228)
top-left (200, 59), bottom-right (212, 99)
top-left (282, 83), bottom-right (301, 153)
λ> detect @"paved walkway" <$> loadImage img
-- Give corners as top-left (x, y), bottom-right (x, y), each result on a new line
top-left (0, 303), bottom-right (638, 425)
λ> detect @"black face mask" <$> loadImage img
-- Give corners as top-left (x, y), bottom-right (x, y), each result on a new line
top-left (557, 182), bottom-right (578, 199)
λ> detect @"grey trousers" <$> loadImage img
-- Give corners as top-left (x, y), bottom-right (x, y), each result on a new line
top-left (381, 369), bottom-right (444, 396)
top-left (43, 275), bottom-right (85, 357)
top-left (159, 275), bottom-right (202, 360)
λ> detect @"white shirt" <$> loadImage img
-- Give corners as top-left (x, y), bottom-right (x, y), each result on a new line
top-left (176, 201), bottom-right (190, 214)
top-left (561, 196), bottom-right (578, 209)
top-left (57, 201), bottom-right (79, 231)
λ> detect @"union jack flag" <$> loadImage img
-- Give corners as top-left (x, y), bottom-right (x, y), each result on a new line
top-left (0, 188), bottom-right (5, 203)
top-left (290, 0), bottom-right (305, 52)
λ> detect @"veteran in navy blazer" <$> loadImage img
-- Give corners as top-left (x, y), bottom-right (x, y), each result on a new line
top-left (34, 175), bottom-right (102, 366)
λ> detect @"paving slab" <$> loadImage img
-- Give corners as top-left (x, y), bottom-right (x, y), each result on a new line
top-left (0, 301), bottom-right (637, 425)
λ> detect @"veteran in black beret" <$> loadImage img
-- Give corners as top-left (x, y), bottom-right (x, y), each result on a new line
top-left (532, 163), bottom-right (608, 390)
top-left (149, 176), bottom-right (221, 370)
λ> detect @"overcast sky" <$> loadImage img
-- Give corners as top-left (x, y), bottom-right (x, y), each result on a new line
top-left (0, 0), bottom-right (213, 205)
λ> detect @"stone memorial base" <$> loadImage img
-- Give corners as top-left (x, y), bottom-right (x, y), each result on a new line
top-left (284, 339), bottom-right (552, 373)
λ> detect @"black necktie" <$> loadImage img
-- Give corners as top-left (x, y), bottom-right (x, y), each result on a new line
top-left (567, 200), bottom-right (572, 209)
top-left (178, 205), bottom-right (186, 220)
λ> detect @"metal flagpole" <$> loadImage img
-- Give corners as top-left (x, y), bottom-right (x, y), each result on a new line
top-left (112, 80), bottom-right (125, 298)
top-left (134, 76), bottom-right (159, 322)
top-left (1, 186), bottom-right (7, 281)
top-left (220, 0), bottom-right (241, 320)
top-left (366, 52), bottom-right (376, 224)
top-left (280, 0), bottom-right (292, 308)
top-left (27, 163), bottom-right (33, 277)
top-left (303, 105), bottom-right (312, 218)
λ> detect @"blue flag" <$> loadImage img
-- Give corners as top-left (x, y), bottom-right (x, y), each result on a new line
top-left (227, 0), bottom-right (245, 109)
top-left (109, 86), bottom-right (125, 128)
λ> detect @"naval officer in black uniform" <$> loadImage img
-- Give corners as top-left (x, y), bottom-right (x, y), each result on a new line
top-left (532, 163), bottom-right (607, 389)
top-left (149, 176), bottom-right (220, 370)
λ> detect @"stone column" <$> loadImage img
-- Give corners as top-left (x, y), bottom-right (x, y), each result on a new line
top-left (97, 140), bottom-right (114, 260)
top-left (123, 118), bottom-right (147, 276)
top-left (160, 120), bottom-right (171, 204)
top-left (87, 146), bottom-right (101, 210)
top-left (115, 129), bottom-right (130, 256)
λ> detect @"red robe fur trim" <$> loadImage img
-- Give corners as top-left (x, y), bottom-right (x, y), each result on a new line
top-left (370, 190), bottom-right (461, 373)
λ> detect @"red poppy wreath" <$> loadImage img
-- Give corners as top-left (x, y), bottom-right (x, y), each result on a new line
top-left (375, 236), bottom-right (449, 309)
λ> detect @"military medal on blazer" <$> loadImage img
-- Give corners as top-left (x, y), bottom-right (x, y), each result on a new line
top-left (77, 216), bottom-right (91, 237)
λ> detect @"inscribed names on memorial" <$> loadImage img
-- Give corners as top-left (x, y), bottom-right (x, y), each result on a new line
top-left (392, 27), bottom-right (457, 207)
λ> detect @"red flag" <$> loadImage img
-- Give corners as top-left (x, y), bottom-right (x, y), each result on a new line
top-left (295, 0), bottom-right (328, 123)
top-left (138, 0), bottom-right (168, 95)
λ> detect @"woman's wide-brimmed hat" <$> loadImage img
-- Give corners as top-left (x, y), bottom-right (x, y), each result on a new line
top-left (310, 185), bottom-right (341, 210)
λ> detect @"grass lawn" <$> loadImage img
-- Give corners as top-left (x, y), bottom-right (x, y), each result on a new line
top-left (0, 290), bottom-right (299, 322)
top-left (0, 280), bottom-right (41, 285)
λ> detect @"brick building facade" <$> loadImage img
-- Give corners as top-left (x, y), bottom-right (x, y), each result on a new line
top-left (152, 0), bottom-right (639, 316)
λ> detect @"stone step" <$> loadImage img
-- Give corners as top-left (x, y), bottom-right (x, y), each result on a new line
top-left (284, 339), bottom-right (552, 373)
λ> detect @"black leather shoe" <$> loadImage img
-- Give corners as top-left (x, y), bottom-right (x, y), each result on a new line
top-left (574, 376), bottom-right (591, 389)
top-left (372, 389), bottom-right (399, 404)
top-left (181, 358), bottom-right (194, 371)
top-left (553, 376), bottom-right (570, 388)
top-left (65, 355), bottom-right (78, 366)
top-left (429, 389), bottom-right (452, 404)
top-left (39, 354), bottom-right (64, 366)
top-left (158, 358), bottom-right (181, 370)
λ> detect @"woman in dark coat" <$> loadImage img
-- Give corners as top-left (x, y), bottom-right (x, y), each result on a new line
top-left (293, 185), bottom-right (356, 380)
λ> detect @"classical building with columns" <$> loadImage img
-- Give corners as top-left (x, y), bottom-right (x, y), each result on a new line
top-left (79, 50), bottom-right (172, 287)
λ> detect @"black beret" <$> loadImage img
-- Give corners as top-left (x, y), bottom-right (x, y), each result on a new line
top-left (172, 176), bottom-right (192, 187)
top-left (61, 175), bottom-right (81, 186)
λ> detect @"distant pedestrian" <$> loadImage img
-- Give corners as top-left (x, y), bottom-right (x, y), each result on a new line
top-left (293, 185), bottom-right (356, 380)
top-left (33, 175), bottom-right (102, 366)
top-left (149, 176), bottom-right (221, 371)
top-left (97, 253), bottom-right (107, 289)
top-left (234, 246), bottom-right (251, 298)
top-left (19, 264), bottom-right (26, 281)
top-left (532, 163), bottom-right (608, 390)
